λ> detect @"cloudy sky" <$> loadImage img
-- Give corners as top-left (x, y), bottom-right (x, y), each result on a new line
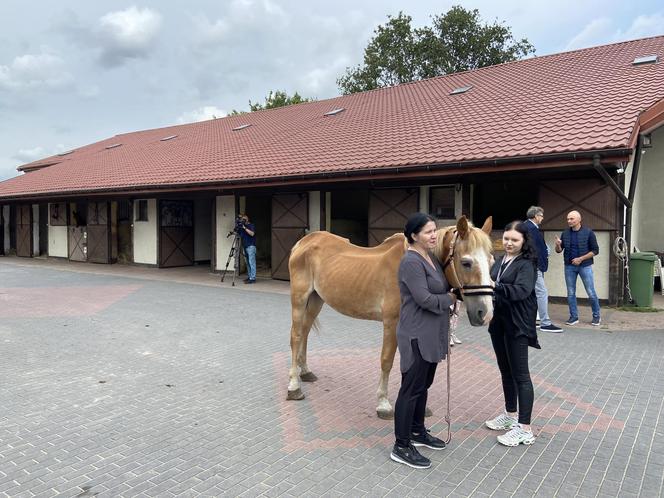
top-left (0, 0), bottom-right (662, 180)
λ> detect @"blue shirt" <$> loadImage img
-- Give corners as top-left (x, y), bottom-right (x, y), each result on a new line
top-left (240, 222), bottom-right (256, 247)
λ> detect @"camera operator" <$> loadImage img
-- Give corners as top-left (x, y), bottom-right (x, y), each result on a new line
top-left (238, 214), bottom-right (257, 284)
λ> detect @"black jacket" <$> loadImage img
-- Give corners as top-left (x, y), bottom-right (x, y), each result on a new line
top-left (525, 219), bottom-right (548, 272)
top-left (488, 254), bottom-right (541, 349)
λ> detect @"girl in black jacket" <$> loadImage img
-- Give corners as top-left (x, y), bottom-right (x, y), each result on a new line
top-left (486, 221), bottom-right (541, 447)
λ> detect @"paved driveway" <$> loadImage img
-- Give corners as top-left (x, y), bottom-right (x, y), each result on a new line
top-left (1, 260), bottom-right (663, 497)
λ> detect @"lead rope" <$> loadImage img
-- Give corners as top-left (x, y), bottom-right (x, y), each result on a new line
top-left (444, 300), bottom-right (460, 444)
top-left (613, 236), bottom-right (634, 304)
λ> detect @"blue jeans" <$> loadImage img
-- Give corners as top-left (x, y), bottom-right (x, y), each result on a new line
top-left (244, 245), bottom-right (256, 281)
top-left (564, 264), bottom-right (600, 320)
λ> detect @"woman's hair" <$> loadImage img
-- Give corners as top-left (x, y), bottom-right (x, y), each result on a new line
top-left (503, 220), bottom-right (538, 261)
top-left (404, 213), bottom-right (436, 244)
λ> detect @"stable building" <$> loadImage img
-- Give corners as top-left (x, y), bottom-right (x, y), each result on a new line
top-left (1, 35), bottom-right (663, 304)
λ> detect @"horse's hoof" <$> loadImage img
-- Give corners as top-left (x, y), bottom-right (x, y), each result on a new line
top-left (300, 372), bottom-right (318, 382)
top-left (286, 388), bottom-right (305, 400)
top-left (377, 408), bottom-right (394, 420)
top-left (425, 407), bottom-right (433, 417)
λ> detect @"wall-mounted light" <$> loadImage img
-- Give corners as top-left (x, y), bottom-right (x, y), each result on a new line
top-left (642, 134), bottom-right (652, 148)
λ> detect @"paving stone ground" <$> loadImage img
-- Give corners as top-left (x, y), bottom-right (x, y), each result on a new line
top-left (1, 258), bottom-right (663, 497)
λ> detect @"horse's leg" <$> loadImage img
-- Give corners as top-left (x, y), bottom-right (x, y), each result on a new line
top-left (376, 317), bottom-right (398, 420)
top-left (298, 292), bottom-right (324, 382)
top-left (287, 286), bottom-right (310, 400)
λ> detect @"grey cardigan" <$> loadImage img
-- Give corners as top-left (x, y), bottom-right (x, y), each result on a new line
top-left (396, 250), bottom-right (454, 373)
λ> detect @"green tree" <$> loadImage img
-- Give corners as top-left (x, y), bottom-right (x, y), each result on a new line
top-left (229, 90), bottom-right (313, 115)
top-left (337, 7), bottom-right (535, 94)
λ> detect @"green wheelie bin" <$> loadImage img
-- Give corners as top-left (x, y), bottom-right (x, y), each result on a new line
top-left (629, 252), bottom-right (657, 307)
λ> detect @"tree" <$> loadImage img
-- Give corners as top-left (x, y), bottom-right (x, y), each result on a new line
top-left (229, 90), bottom-right (313, 115)
top-left (337, 7), bottom-right (535, 94)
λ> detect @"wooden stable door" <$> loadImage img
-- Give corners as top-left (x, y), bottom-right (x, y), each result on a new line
top-left (87, 202), bottom-right (111, 263)
top-left (159, 200), bottom-right (194, 267)
top-left (368, 188), bottom-right (419, 246)
top-left (271, 193), bottom-right (308, 280)
top-left (15, 204), bottom-right (32, 257)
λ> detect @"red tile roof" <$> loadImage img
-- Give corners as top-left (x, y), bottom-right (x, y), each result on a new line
top-left (1, 35), bottom-right (663, 199)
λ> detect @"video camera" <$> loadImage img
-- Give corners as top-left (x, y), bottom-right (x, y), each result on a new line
top-left (227, 216), bottom-right (246, 237)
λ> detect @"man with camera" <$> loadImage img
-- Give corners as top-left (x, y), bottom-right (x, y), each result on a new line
top-left (237, 214), bottom-right (257, 284)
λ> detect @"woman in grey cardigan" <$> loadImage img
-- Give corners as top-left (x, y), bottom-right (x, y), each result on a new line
top-left (390, 213), bottom-right (457, 470)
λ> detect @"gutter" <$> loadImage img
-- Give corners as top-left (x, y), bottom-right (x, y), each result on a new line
top-left (0, 147), bottom-right (632, 203)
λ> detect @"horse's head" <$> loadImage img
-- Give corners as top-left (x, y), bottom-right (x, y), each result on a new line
top-left (435, 216), bottom-right (495, 326)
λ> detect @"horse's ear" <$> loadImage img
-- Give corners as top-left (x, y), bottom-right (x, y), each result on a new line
top-left (456, 216), bottom-right (469, 239)
top-left (481, 216), bottom-right (493, 235)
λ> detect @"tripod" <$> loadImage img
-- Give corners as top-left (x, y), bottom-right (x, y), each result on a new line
top-left (221, 231), bottom-right (242, 286)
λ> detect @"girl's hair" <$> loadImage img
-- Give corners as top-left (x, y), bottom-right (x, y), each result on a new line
top-left (503, 220), bottom-right (538, 261)
top-left (404, 213), bottom-right (436, 244)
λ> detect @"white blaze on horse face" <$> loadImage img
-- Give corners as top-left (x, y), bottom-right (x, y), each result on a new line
top-left (460, 248), bottom-right (494, 325)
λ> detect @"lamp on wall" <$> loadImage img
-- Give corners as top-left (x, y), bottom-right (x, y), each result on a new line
top-left (642, 134), bottom-right (652, 148)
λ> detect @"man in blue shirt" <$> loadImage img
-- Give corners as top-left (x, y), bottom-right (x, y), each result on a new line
top-left (238, 214), bottom-right (257, 284)
top-left (525, 206), bottom-right (563, 333)
top-left (555, 211), bottom-right (601, 326)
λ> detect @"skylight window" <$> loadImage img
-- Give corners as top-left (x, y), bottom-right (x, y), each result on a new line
top-left (160, 135), bottom-right (178, 141)
top-left (632, 55), bottom-right (658, 65)
top-left (232, 124), bottom-right (252, 131)
top-left (57, 150), bottom-right (74, 156)
top-left (105, 143), bottom-right (122, 149)
top-left (324, 108), bottom-right (345, 116)
top-left (450, 85), bottom-right (472, 95)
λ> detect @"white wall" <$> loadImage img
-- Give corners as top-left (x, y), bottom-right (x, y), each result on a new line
top-left (544, 230), bottom-right (611, 300)
top-left (48, 223), bottom-right (68, 258)
top-left (2, 205), bottom-right (8, 253)
top-left (308, 191), bottom-right (321, 232)
top-left (133, 199), bottom-right (157, 265)
top-left (631, 126), bottom-right (664, 252)
top-left (215, 195), bottom-right (236, 271)
top-left (194, 198), bottom-right (212, 262)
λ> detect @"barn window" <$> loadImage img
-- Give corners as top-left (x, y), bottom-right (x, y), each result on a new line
top-left (430, 186), bottom-right (456, 219)
top-left (136, 200), bottom-right (149, 222)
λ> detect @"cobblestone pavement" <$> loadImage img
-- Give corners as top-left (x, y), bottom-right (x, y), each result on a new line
top-left (1, 259), bottom-right (663, 497)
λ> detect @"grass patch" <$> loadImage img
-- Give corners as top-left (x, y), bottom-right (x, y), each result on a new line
top-left (612, 306), bottom-right (662, 312)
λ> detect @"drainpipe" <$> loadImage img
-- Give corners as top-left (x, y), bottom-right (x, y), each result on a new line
top-left (591, 154), bottom-right (634, 305)
top-left (625, 135), bottom-right (644, 260)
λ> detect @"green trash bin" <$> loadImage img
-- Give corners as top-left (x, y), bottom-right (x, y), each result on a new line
top-left (629, 252), bottom-right (657, 307)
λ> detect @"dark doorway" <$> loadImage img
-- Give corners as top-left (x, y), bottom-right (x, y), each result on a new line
top-left (473, 180), bottom-right (538, 229)
top-left (159, 200), bottom-right (194, 267)
top-left (38, 204), bottom-right (48, 256)
top-left (117, 200), bottom-right (133, 264)
top-left (245, 195), bottom-right (271, 277)
top-left (330, 189), bottom-right (369, 246)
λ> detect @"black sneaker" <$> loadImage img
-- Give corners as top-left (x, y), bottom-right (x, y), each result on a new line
top-left (565, 317), bottom-right (579, 326)
top-left (540, 324), bottom-right (563, 333)
top-left (390, 443), bottom-right (431, 469)
top-left (411, 429), bottom-right (446, 450)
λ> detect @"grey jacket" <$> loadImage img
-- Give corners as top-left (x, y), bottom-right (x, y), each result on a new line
top-left (396, 250), bottom-right (454, 373)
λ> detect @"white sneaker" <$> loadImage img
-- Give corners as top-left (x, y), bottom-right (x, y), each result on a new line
top-left (485, 413), bottom-right (517, 431)
top-left (497, 424), bottom-right (536, 447)
top-left (450, 333), bottom-right (462, 344)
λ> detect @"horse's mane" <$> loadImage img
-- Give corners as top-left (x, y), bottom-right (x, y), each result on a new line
top-left (434, 222), bottom-right (493, 259)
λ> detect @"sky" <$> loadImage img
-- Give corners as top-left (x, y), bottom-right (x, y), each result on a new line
top-left (0, 0), bottom-right (662, 180)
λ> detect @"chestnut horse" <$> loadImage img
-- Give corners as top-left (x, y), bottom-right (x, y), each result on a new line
top-left (286, 216), bottom-right (494, 419)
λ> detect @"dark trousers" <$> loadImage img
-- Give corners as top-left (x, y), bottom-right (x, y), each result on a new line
top-left (394, 339), bottom-right (438, 447)
top-left (489, 329), bottom-right (533, 425)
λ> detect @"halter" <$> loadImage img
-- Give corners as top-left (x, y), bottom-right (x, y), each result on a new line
top-left (440, 231), bottom-right (495, 299)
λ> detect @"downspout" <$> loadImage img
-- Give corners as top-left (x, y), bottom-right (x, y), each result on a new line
top-left (625, 135), bottom-right (644, 258)
top-left (591, 154), bottom-right (633, 305)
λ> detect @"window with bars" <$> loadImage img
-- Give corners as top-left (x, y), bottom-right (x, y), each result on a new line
top-left (430, 186), bottom-right (456, 219)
